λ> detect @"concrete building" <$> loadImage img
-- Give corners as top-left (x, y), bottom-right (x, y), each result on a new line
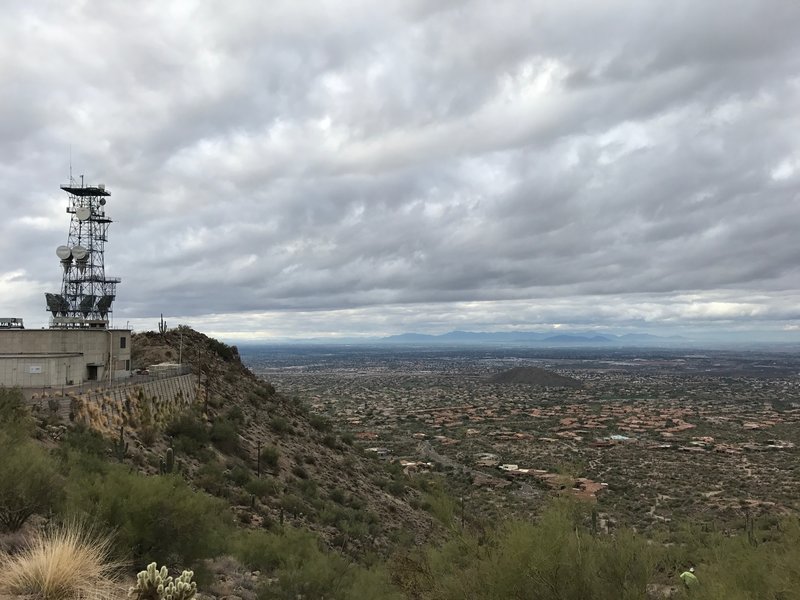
top-left (0, 327), bottom-right (131, 387)
top-left (0, 179), bottom-right (134, 389)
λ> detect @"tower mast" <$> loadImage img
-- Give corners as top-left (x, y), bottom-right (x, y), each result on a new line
top-left (45, 180), bottom-right (120, 328)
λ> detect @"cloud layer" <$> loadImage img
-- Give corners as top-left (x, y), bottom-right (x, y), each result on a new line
top-left (1, 1), bottom-right (799, 340)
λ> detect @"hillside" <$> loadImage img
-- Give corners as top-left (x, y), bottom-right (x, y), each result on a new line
top-left (3, 331), bottom-right (800, 599)
top-left (128, 327), bottom-right (440, 554)
top-left (490, 366), bottom-right (583, 388)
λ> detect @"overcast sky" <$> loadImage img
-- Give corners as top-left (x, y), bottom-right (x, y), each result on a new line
top-left (1, 1), bottom-right (799, 341)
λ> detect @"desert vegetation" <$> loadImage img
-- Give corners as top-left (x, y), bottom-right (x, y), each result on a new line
top-left (3, 334), bottom-right (800, 599)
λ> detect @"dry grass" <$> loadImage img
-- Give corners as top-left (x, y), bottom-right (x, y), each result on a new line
top-left (0, 523), bottom-right (123, 600)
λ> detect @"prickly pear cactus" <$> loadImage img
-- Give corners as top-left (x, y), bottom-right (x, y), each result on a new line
top-left (129, 563), bottom-right (195, 600)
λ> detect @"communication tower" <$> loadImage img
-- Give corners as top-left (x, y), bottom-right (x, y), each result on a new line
top-left (45, 178), bottom-right (121, 328)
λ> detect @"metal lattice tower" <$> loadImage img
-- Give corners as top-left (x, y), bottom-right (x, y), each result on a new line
top-left (45, 179), bottom-right (121, 328)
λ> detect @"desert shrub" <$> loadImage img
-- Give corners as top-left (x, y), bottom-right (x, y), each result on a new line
top-left (61, 424), bottom-right (107, 457)
top-left (0, 432), bottom-right (63, 532)
top-left (195, 461), bottom-right (227, 497)
top-left (252, 529), bottom-right (400, 600)
top-left (269, 416), bottom-right (293, 435)
top-left (280, 495), bottom-right (306, 517)
top-left (259, 445), bottom-right (280, 469)
top-left (422, 487), bottom-right (459, 529)
top-left (234, 527), bottom-right (318, 572)
top-left (408, 500), bottom-right (654, 600)
top-left (139, 425), bottom-right (158, 446)
top-left (0, 522), bottom-right (119, 600)
top-left (329, 487), bottom-right (346, 505)
top-left (309, 414), bottom-right (332, 433)
top-left (233, 528), bottom-right (400, 600)
top-left (291, 465), bottom-right (309, 480)
top-left (207, 339), bottom-right (237, 362)
top-left (210, 419), bottom-right (240, 455)
top-left (166, 412), bottom-right (209, 456)
top-left (295, 478), bottom-right (318, 499)
top-left (227, 465), bottom-right (251, 487)
top-left (0, 387), bottom-right (33, 436)
top-left (245, 477), bottom-right (280, 500)
top-left (226, 406), bottom-right (245, 424)
top-left (322, 434), bottom-right (338, 449)
top-left (65, 466), bottom-right (231, 565)
top-left (386, 480), bottom-right (406, 498)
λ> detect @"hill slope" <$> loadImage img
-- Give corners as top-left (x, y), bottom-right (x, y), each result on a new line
top-left (126, 327), bottom-right (440, 554)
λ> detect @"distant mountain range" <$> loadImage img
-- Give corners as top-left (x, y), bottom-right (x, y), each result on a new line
top-left (377, 330), bottom-right (686, 346)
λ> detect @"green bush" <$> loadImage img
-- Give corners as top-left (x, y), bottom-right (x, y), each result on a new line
top-left (245, 477), bottom-right (280, 500)
top-left (225, 406), bottom-right (245, 424)
top-left (269, 417), bottom-right (293, 435)
top-left (280, 495), bottom-right (306, 517)
top-left (259, 445), bottom-right (280, 469)
top-left (0, 387), bottom-right (33, 436)
top-left (195, 461), bottom-right (227, 497)
top-left (65, 465), bottom-right (231, 565)
top-left (233, 528), bottom-right (400, 600)
top-left (227, 465), bottom-right (251, 487)
top-left (207, 339), bottom-right (238, 362)
top-left (291, 465), bottom-right (309, 480)
top-left (0, 432), bottom-right (63, 531)
top-left (401, 500), bottom-right (653, 600)
top-left (166, 413), bottom-right (209, 456)
top-left (309, 414), bottom-right (332, 433)
top-left (209, 419), bottom-right (240, 455)
top-left (61, 424), bottom-right (108, 457)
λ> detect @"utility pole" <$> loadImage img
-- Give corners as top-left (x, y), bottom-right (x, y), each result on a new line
top-left (257, 439), bottom-right (262, 478)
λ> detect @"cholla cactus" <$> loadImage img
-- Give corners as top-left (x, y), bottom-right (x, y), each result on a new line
top-left (130, 563), bottom-right (196, 600)
top-left (130, 562), bottom-right (167, 600)
top-left (163, 570), bottom-right (196, 600)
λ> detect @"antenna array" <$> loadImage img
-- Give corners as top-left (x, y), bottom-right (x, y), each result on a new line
top-left (45, 180), bottom-right (121, 328)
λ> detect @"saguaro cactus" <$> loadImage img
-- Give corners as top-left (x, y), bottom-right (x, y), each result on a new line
top-left (159, 314), bottom-right (168, 335)
top-left (160, 446), bottom-right (175, 474)
top-left (113, 426), bottom-right (128, 462)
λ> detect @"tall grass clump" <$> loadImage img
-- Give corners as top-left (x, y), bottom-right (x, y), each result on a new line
top-left (0, 522), bottom-right (121, 600)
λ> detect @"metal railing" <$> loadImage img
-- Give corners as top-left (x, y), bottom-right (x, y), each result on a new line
top-left (23, 364), bottom-right (194, 401)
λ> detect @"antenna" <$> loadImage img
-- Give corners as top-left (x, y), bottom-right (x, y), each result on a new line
top-left (45, 177), bottom-right (120, 328)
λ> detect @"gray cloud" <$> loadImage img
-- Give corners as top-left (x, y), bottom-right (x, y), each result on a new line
top-left (1, 0), bottom-right (799, 340)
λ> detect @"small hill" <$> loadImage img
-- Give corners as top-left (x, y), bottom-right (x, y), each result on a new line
top-left (490, 366), bottom-right (583, 388)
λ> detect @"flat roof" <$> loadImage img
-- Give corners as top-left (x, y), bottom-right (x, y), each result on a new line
top-left (0, 353), bottom-right (83, 358)
top-left (0, 328), bottom-right (131, 333)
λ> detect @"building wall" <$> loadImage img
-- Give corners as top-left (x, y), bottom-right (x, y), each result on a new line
top-left (0, 329), bottom-right (131, 387)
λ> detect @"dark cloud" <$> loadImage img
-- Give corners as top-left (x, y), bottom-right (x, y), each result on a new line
top-left (1, 0), bottom-right (799, 339)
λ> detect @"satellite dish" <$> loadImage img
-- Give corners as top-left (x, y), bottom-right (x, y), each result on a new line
top-left (71, 245), bottom-right (88, 260)
top-left (99, 198), bottom-right (106, 206)
top-left (56, 245), bottom-right (72, 260)
top-left (76, 207), bottom-right (91, 221)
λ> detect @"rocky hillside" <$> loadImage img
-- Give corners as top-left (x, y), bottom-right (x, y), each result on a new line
top-left (126, 327), bottom-right (440, 554)
top-left (490, 366), bottom-right (583, 388)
